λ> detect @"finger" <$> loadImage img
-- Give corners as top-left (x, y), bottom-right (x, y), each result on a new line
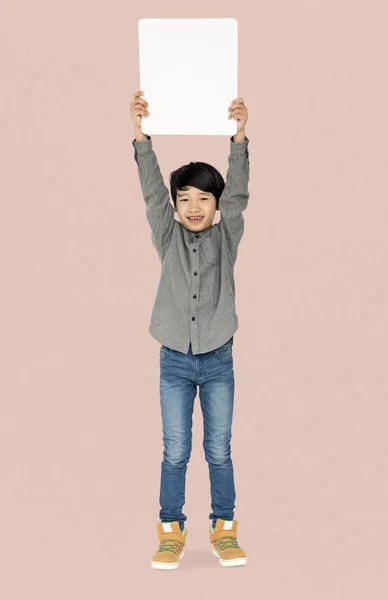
top-left (133, 107), bottom-right (149, 116)
top-left (230, 109), bottom-right (247, 118)
top-left (133, 98), bottom-right (149, 108)
top-left (228, 102), bottom-right (245, 111)
top-left (134, 91), bottom-right (148, 105)
top-left (229, 107), bottom-right (245, 116)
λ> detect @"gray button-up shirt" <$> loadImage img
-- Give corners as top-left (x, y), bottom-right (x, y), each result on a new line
top-left (132, 134), bottom-right (250, 355)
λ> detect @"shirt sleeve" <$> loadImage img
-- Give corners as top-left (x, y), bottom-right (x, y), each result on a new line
top-left (132, 135), bottom-right (175, 257)
top-left (218, 135), bottom-right (250, 256)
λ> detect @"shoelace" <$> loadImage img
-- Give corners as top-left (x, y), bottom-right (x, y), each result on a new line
top-left (158, 538), bottom-right (184, 555)
top-left (212, 535), bottom-right (241, 551)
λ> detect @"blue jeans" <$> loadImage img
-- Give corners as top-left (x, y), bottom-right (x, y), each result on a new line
top-left (158, 336), bottom-right (236, 533)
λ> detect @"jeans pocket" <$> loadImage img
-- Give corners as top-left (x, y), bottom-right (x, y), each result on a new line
top-left (160, 345), bottom-right (173, 361)
top-left (214, 337), bottom-right (234, 365)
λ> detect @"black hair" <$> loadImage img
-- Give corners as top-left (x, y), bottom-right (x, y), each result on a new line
top-left (170, 161), bottom-right (225, 210)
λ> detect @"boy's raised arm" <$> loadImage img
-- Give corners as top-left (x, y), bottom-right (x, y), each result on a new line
top-left (218, 134), bottom-right (250, 259)
top-left (132, 134), bottom-right (175, 258)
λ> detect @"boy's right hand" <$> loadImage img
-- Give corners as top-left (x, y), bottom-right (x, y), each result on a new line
top-left (130, 90), bottom-right (150, 130)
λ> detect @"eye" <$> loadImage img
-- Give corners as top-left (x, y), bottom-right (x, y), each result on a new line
top-left (179, 197), bottom-right (208, 201)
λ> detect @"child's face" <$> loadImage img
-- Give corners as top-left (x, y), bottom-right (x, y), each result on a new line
top-left (175, 186), bottom-right (217, 232)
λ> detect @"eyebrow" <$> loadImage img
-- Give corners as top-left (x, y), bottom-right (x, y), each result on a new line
top-left (176, 191), bottom-right (210, 196)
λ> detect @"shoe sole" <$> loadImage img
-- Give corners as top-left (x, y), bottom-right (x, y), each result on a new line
top-left (151, 551), bottom-right (185, 570)
top-left (212, 548), bottom-right (248, 567)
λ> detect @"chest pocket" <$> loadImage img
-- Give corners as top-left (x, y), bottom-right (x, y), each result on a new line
top-left (202, 234), bottom-right (220, 265)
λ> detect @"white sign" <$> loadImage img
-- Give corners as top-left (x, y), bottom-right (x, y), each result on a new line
top-left (138, 18), bottom-right (239, 136)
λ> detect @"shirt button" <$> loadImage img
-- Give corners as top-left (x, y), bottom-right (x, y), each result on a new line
top-left (193, 294), bottom-right (197, 299)
top-left (192, 316), bottom-right (195, 321)
top-left (194, 271), bottom-right (197, 276)
top-left (193, 248), bottom-right (196, 252)
top-left (195, 234), bottom-right (199, 238)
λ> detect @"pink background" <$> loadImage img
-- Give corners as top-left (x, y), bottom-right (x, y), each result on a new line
top-left (1, 2), bottom-right (388, 599)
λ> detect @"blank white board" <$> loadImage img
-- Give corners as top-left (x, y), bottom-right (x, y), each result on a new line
top-left (138, 18), bottom-right (238, 136)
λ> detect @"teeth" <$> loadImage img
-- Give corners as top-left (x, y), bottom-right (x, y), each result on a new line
top-left (189, 217), bottom-right (203, 220)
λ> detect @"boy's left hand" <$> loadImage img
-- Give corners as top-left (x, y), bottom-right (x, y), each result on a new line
top-left (228, 98), bottom-right (248, 132)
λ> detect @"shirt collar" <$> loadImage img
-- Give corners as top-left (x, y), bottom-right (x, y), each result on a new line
top-left (182, 221), bottom-right (214, 243)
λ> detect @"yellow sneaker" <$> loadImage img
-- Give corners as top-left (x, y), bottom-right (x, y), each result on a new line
top-left (209, 519), bottom-right (248, 567)
top-left (151, 521), bottom-right (187, 570)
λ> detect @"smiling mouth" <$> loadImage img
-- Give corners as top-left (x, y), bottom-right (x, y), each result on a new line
top-left (187, 216), bottom-right (204, 221)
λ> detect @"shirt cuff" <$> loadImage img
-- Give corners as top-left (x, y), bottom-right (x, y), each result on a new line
top-left (230, 135), bottom-right (249, 154)
top-left (132, 134), bottom-right (152, 154)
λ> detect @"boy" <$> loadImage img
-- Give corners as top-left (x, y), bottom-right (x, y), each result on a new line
top-left (131, 91), bottom-right (250, 569)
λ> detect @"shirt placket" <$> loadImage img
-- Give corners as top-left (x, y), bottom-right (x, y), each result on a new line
top-left (189, 232), bottom-right (201, 353)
